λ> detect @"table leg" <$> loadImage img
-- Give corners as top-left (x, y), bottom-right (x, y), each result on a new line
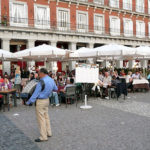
top-left (13, 92), bottom-right (17, 107)
top-left (6, 94), bottom-right (10, 111)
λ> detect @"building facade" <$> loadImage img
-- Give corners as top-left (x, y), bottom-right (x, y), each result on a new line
top-left (0, 0), bottom-right (150, 74)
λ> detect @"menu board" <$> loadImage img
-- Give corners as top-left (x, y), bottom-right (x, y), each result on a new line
top-left (75, 64), bottom-right (99, 83)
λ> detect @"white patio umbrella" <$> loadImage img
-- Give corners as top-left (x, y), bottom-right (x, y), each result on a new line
top-left (69, 47), bottom-right (97, 59)
top-left (135, 46), bottom-right (150, 57)
top-left (0, 49), bottom-right (13, 60)
top-left (94, 44), bottom-right (136, 58)
top-left (14, 44), bottom-right (68, 61)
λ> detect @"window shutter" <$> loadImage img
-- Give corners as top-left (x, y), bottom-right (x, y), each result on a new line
top-left (130, 20), bottom-right (133, 36)
top-left (136, 0), bottom-right (139, 12)
top-left (24, 4), bottom-right (28, 25)
top-left (142, 22), bottom-right (145, 37)
top-left (136, 21), bottom-right (140, 37)
top-left (117, 18), bottom-right (120, 35)
top-left (149, 23), bottom-right (150, 37)
top-left (123, 0), bottom-right (127, 9)
top-left (47, 7), bottom-right (50, 27)
top-left (34, 5), bottom-right (37, 26)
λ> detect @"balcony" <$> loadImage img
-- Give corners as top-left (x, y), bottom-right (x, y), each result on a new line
top-left (60, 0), bottom-right (149, 17)
top-left (0, 16), bottom-right (149, 41)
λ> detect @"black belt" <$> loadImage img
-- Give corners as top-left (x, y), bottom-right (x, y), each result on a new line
top-left (37, 98), bottom-right (49, 100)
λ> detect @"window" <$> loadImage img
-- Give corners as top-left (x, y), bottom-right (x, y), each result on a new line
top-left (94, 14), bottom-right (104, 34)
top-left (34, 4), bottom-right (50, 29)
top-left (136, 0), bottom-right (144, 13)
top-left (77, 11), bottom-right (88, 32)
top-left (109, 16), bottom-right (120, 36)
top-left (123, 0), bottom-right (132, 10)
top-left (123, 18), bottom-right (133, 37)
top-left (57, 8), bottom-right (70, 31)
top-left (94, 0), bottom-right (104, 5)
top-left (149, 23), bottom-right (150, 38)
top-left (148, 0), bottom-right (150, 14)
top-left (136, 21), bottom-right (145, 38)
top-left (9, 1), bottom-right (28, 27)
top-left (109, 0), bottom-right (119, 8)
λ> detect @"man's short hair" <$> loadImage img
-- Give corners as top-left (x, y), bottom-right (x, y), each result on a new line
top-left (70, 78), bottom-right (74, 84)
top-left (40, 68), bottom-right (48, 74)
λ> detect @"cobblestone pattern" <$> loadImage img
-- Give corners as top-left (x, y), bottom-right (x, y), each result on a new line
top-left (1, 92), bottom-right (150, 150)
top-left (0, 114), bottom-right (40, 150)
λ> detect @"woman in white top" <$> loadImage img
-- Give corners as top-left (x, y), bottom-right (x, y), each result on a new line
top-left (126, 71), bottom-right (133, 90)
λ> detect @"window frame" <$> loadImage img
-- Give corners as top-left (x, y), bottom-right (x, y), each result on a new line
top-left (94, 13), bottom-right (105, 34)
top-left (9, 1), bottom-right (28, 27)
top-left (136, 20), bottom-right (145, 38)
top-left (136, 0), bottom-right (144, 13)
top-left (57, 7), bottom-right (70, 31)
top-left (109, 0), bottom-right (119, 8)
top-left (34, 4), bottom-right (50, 29)
top-left (94, 0), bottom-right (104, 5)
top-left (76, 10), bottom-right (88, 33)
top-left (109, 16), bottom-right (120, 36)
top-left (123, 18), bottom-right (133, 37)
top-left (123, 0), bottom-right (132, 11)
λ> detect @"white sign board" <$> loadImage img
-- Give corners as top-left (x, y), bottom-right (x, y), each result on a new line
top-left (75, 64), bottom-right (99, 83)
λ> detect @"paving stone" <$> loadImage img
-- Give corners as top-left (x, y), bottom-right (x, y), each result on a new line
top-left (1, 92), bottom-right (150, 150)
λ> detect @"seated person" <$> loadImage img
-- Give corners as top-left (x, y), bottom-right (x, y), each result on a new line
top-left (99, 71), bottom-right (104, 82)
top-left (50, 91), bottom-right (60, 106)
top-left (0, 76), bottom-right (4, 83)
top-left (147, 72), bottom-right (150, 87)
top-left (111, 75), bottom-right (120, 87)
top-left (126, 71), bottom-right (133, 90)
top-left (64, 78), bottom-right (75, 91)
top-left (59, 78), bottom-right (75, 103)
top-left (120, 70), bottom-right (126, 76)
top-left (1, 77), bottom-right (12, 89)
top-left (132, 71), bottom-right (140, 79)
top-left (101, 72), bottom-right (112, 99)
top-left (103, 72), bottom-right (112, 87)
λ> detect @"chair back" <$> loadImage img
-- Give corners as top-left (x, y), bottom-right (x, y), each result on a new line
top-left (66, 86), bottom-right (76, 96)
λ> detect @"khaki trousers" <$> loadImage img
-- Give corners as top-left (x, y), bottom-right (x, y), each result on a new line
top-left (36, 99), bottom-right (52, 140)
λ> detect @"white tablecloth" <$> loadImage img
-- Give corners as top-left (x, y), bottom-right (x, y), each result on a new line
top-left (133, 79), bottom-right (149, 85)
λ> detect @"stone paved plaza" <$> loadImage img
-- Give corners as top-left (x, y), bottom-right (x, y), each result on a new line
top-left (1, 92), bottom-right (150, 150)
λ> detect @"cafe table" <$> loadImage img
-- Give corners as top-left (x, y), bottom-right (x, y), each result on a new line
top-left (132, 79), bottom-right (149, 91)
top-left (0, 89), bottom-right (17, 111)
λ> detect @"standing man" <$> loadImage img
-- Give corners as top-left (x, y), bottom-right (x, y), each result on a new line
top-left (26, 68), bottom-right (58, 142)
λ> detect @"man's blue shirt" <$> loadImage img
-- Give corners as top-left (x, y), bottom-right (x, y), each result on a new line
top-left (26, 75), bottom-right (58, 104)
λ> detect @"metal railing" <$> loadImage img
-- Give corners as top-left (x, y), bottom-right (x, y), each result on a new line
top-left (62, 0), bottom-right (148, 14)
top-left (0, 16), bottom-right (149, 40)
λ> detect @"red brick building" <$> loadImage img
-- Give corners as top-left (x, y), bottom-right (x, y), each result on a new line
top-left (0, 0), bottom-right (150, 73)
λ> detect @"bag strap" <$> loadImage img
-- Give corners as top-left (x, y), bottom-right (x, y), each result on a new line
top-left (40, 80), bottom-right (45, 92)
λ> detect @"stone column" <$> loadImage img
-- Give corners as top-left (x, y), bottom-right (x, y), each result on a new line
top-left (51, 41), bottom-right (57, 47)
top-left (2, 38), bottom-right (11, 75)
top-left (87, 43), bottom-right (94, 64)
top-left (102, 60), bottom-right (109, 68)
top-left (129, 60), bottom-right (135, 69)
top-left (141, 60), bottom-right (147, 69)
top-left (69, 42), bottom-right (76, 70)
top-left (116, 60), bottom-right (123, 68)
top-left (27, 40), bottom-right (35, 69)
top-left (50, 41), bottom-right (57, 72)
top-left (27, 39), bottom-right (35, 49)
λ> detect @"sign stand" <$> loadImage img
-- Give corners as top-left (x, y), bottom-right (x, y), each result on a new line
top-left (75, 63), bottom-right (99, 110)
top-left (80, 95), bottom-right (92, 109)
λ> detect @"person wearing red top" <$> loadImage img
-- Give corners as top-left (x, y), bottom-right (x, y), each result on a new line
top-left (0, 76), bottom-right (4, 83)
